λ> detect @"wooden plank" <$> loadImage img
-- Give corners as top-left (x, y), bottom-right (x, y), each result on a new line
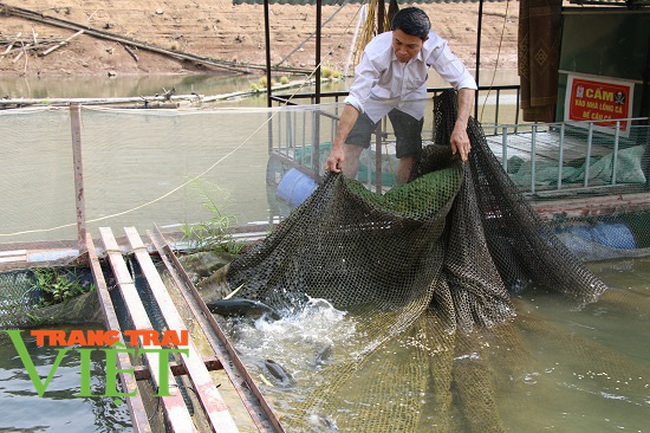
top-left (0, 250), bottom-right (27, 263)
top-left (99, 227), bottom-right (198, 433)
top-left (149, 225), bottom-right (285, 433)
top-left (532, 191), bottom-right (650, 221)
top-left (0, 249), bottom-right (27, 257)
top-left (133, 357), bottom-right (222, 381)
top-left (0, 255), bottom-right (26, 264)
top-left (124, 227), bottom-right (240, 433)
top-left (85, 233), bottom-right (152, 433)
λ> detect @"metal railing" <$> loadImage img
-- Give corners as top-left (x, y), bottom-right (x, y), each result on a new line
top-left (267, 85), bottom-right (649, 196)
top-left (271, 84), bottom-right (522, 132)
top-left (488, 117), bottom-right (649, 195)
top-left (268, 84), bottom-right (523, 190)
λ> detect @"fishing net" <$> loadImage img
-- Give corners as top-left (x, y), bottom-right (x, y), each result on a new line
top-left (0, 267), bottom-right (101, 329)
top-left (0, 270), bottom-right (41, 328)
top-left (214, 90), bottom-right (622, 431)
top-left (227, 89), bottom-right (607, 332)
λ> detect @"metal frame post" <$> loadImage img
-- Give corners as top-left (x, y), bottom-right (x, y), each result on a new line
top-left (557, 123), bottom-right (565, 189)
top-left (264, 0), bottom-right (272, 108)
top-left (312, 0), bottom-right (323, 175)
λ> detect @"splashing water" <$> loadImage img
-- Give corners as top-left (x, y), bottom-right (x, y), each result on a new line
top-left (221, 297), bottom-right (360, 388)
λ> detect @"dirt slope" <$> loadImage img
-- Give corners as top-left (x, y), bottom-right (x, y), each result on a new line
top-left (0, 0), bottom-right (519, 77)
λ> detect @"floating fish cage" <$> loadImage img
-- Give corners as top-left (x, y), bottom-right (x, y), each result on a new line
top-left (1, 92), bottom-right (650, 432)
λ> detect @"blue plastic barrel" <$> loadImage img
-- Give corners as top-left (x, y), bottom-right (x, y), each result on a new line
top-left (276, 168), bottom-right (318, 207)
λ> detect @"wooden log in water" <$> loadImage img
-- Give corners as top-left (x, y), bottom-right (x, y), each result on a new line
top-left (0, 78), bottom-right (313, 108)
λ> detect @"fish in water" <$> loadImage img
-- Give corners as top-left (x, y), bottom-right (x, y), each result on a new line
top-left (308, 413), bottom-right (339, 431)
top-left (313, 343), bottom-right (333, 368)
top-left (263, 359), bottom-right (294, 388)
top-left (206, 297), bottom-right (282, 320)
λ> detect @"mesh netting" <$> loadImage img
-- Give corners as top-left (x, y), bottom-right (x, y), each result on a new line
top-left (219, 89), bottom-right (620, 431)
top-left (0, 268), bottom-right (101, 328)
top-left (0, 107), bottom-right (77, 243)
top-left (0, 103), bottom-right (343, 245)
top-left (0, 270), bottom-right (40, 328)
top-left (227, 90), bottom-right (607, 333)
top-left (429, 91), bottom-right (607, 305)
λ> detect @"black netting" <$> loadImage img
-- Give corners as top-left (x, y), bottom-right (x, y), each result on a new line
top-left (226, 89), bottom-right (607, 336)
top-left (0, 268), bottom-right (100, 328)
top-left (227, 163), bottom-right (459, 344)
top-left (203, 90), bottom-right (648, 432)
top-left (430, 90), bottom-right (607, 305)
top-left (0, 270), bottom-right (40, 328)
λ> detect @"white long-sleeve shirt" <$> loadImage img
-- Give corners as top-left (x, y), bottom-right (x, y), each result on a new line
top-left (344, 31), bottom-right (477, 123)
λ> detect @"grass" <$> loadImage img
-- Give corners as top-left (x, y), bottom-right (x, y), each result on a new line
top-left (180, 180), bottom-right (244, 255)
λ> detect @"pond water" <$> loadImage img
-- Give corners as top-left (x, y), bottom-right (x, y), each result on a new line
top-left (0, 72), bottom-right (346, 103)
top-left (0, 68), bottom-right (520, 101)
top-left (220, 258), bottom-right (650, 433)
top-left (2, 71), bottom-right (648, 431)
top-left (0, 69), bottom-right (521, 245)
top-left (1, 257), bottom-right (647, 432)
top-left (0, 325), bottom-right (133, 433)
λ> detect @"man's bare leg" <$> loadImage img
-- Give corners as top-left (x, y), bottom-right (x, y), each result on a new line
top-left (342, 143), bottom-right (364, 179)
top-left (397, 155), bottom-right (416, 185)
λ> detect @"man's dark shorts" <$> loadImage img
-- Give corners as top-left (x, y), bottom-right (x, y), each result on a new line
top-left (346, 108), bottom-right (424, 159)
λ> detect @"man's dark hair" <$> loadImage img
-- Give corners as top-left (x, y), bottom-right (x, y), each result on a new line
top-left (391, 7), bottom-right (431, 39)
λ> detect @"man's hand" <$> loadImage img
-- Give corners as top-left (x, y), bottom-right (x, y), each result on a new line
top-left (325, 146), bottom-right (345, 173)
top-left (325, 104), bottom-right (360, 173)
top-left (450, 122), bottom-right (471, 161)
top-left (451, 88), bottom-right (475, 161)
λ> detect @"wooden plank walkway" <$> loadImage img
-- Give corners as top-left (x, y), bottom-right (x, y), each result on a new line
top-left (147, 225), bottom-right (285, 433)
top-left (99, 227), bottom-right (201, 433)
top-left (86, 233), bottom-right (152, 433)
top-left (87, 226), bottom-right (283, 433)
top-left (124, 227), bottom-right (239, 432)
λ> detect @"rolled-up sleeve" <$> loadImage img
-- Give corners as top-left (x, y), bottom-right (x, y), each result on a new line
top-left (428, 40), bottom-right (477, 91)
top-left (344, 53), bottom-right (382, 113)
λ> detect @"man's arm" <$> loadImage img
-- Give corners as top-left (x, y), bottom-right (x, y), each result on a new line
top-left (450, 87), bottom-right (475, 161)
top-left (325, 104), bottom-right (360, 173)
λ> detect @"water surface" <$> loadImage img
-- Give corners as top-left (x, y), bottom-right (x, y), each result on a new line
top-left (0, 325), bottom-right (133, 433)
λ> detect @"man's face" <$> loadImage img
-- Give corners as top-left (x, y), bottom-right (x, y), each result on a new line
top-left (392, 29), bottom-right (427, 63)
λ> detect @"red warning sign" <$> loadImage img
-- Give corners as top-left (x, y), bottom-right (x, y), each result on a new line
top-left (565, 75), bottom-right (634, 135)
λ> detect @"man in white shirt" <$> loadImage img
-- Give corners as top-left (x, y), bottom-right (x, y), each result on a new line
top-left (325, 7), bottom-right (477, 184)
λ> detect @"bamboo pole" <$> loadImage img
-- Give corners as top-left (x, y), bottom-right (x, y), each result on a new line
top-left (123, 43), bottom-right (138, 62)
top-left (0, 79), bottom-right (312, 107)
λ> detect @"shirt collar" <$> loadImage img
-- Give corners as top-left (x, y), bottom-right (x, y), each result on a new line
top-left (390, 47), bottom-right (425, 65)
